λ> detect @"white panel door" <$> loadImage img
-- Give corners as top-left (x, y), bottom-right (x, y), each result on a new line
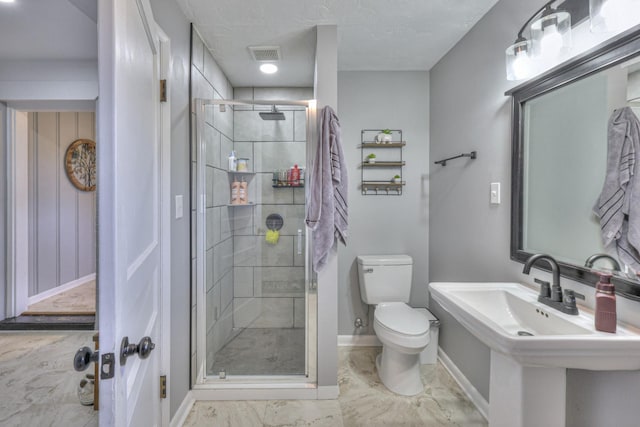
top-left (98, 0), bottom-right (165, 425)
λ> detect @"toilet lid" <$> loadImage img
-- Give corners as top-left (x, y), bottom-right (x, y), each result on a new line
top-left (374, 302), bottom-right (430, 336)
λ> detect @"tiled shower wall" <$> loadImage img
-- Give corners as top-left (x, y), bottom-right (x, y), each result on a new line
top-left (231, 87), bottom-right (312, 331)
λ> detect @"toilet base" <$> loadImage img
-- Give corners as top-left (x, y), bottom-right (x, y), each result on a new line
top-left (376, 346), bottom-right (424, 396)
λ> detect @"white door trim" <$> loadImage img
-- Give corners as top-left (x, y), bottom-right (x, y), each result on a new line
top-left (5, 108), bottom-right (29, 319)
top-left (156, 24), bottom-right (172, 425)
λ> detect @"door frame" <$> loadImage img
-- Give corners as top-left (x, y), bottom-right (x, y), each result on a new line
top-left (4, 104), bottom-right (99, 321)
top-left (96, 0), bottom-right (171, 423)
top-left (157, 24), bottom-right (172, 426)
top-left (4, 109), bottom-right (29, 319)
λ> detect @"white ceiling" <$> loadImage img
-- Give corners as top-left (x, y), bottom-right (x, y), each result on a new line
top-left (0, 0), bottom-right (97, 61)
top-left (0, 0), bottom-right (499, 86)
top-left (176, 0), bottom-right (500, 87)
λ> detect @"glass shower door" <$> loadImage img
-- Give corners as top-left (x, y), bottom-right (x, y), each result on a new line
top-left (194, 99), bottom-right (312, 382)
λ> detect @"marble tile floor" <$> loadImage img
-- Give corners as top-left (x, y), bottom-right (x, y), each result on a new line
top-left (0, 331), bottom-right (98, 427)
top-left (25, 281), bottom-right (96, 315)
top-left (186, 346), bottom-right (487, 427)
top-left (211, 328), bottom-right (305, 376)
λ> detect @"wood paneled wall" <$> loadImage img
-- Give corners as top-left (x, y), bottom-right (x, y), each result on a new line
top-left (28, 112), bottom-right (96, 297)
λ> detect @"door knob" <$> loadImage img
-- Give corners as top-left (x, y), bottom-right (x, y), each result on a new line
top-left (74, 346), bottom-right (99, 372)
top-left (120, 336), bottom-right (156, 365)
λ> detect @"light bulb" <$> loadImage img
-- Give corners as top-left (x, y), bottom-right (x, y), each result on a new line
top-left (512, 51), bottom-right (532, 80)
top-left (600, 0), bottom-right (639, 31)
top-left (259, 63), bottom-right (278, 74)
top-left (540, 25), bottom-right (563, 59)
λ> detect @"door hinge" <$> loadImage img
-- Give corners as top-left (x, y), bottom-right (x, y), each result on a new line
top-left (160, 375), bottom-right (167, 399)
top-left (160, 79), bottom-right (167, 103)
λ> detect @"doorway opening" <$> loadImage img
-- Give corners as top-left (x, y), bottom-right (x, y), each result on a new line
top-left (2, 106), bottom-right (97, 330)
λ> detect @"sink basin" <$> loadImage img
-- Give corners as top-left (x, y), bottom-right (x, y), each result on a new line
top-left (429, 282), bottom-right (640, 370)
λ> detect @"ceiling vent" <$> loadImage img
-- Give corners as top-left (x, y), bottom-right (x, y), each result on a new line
top-left (248, 46), bottom-right (281, 62)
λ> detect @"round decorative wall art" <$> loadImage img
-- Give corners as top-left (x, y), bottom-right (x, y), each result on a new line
top-left (65, 139), bottom-right (96, 192)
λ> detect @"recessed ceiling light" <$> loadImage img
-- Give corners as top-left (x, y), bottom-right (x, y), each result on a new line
top-left (0, 0), bottom-right (16, 3)
top-left (260, 63), bottom-right (278, 74)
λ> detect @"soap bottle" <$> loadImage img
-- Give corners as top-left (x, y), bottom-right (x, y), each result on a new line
top-left (230, 177), bottom-right (240, 205)
top-left (228, 150), bottom-right (237, 171)
top-left (238, 178), bottom-right (248, 205)
top-left (595, 272), bottom-right (616, 333)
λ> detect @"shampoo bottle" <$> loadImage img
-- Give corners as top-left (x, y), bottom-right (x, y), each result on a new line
top-left (239, 178), bottom-right (248, 205)
top-left (230, 177), bottom-right (240, 205)
top-left (291, 164), bottom-right (300, 186)
top-left (595, 272), bottom-right (616, 333)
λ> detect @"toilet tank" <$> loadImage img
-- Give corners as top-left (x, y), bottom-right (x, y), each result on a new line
top-left (357, 255), bottom-right (413, 304)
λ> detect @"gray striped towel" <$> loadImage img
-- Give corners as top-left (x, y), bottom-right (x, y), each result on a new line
top-left (593, 107), bottom-right (640, 270)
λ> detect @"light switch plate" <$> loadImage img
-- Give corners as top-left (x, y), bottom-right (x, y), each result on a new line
top-left (490, 182), bottom-right (501, 205)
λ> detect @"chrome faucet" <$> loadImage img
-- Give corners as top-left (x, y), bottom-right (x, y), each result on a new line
top-left (522, 253), bottom-right (583, 315)
top-left (584, 253), bottom-right (621, 271)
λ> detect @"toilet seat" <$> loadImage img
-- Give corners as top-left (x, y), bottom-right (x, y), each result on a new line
top-left (374, 302), bottom-right (430, 336)
top-left (374, 302), bottom-right (430, 351)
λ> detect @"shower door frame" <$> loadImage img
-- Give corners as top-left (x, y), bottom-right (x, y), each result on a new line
top-left (191, 98), bottom-right (319, 399)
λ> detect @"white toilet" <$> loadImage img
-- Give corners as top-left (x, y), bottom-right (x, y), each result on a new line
top-left (357, 254), bottom-right (432, 396)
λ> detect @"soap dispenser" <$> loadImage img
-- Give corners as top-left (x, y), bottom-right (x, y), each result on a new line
top-left (595, 272), bottom-right (616, 333)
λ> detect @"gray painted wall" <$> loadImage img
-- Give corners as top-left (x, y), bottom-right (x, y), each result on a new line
top-left (149, 0), bottom-right (192, 419)
top-left (0, 101), bottom-right (6, 319)
top-left (314, 25), bottom-right (339, 391)
top-left (429, 0), bottom-right (640, 424)
top-left (337, 71), bottom-right (430, 335)
top-left (27, 112), bottom-right (96, 297)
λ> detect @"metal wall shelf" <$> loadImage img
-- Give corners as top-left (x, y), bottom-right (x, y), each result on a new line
top-left (361, 129), bottom-right (405, 196)
top-left (362, 161), bottom-right (405, 167)
top-left (361, 142), bottom-right (407, 148)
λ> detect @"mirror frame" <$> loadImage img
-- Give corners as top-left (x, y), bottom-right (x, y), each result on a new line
top-left (507, 27), bottom-right (640, 301)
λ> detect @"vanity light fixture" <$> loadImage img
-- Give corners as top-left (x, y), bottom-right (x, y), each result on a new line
top-left (506, 0), bottom-right (572, 81)
top-left (590, 0), bottom-right (640, 33)
top-left (259, 63), bottom-right (278, 74)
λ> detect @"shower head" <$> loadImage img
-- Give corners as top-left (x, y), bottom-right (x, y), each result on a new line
top-left (259, 106), bottom-right (286, 121)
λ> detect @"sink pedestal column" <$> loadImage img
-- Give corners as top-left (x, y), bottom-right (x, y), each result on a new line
top-left (489, 351), bottom-right (566, 427)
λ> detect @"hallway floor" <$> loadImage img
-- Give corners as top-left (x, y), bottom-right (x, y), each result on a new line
top-left (0, 331), bottom-right (98, 427)
top-left (25, 281), bottom-right (96, 315)
top-left (185, 346), bottom-right (487, 426)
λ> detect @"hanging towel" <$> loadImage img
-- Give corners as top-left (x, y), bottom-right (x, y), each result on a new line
top-left (593, 107), bottom-right (640, 270)
top-left (306, 105), bottom-right (348, 272)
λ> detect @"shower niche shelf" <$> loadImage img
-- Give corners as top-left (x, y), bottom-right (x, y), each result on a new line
top-left (361, 129), bottom-right (405, 196)
top-left (227, 171), bottom-right (255, 176)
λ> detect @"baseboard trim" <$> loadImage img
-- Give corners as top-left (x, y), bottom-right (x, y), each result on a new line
top-left (337, 334), bottom-right (381, 347)
top-left (170, 390), bottom-right (195, 427)
top-left (27, 273), bottom-right (95, 306)
top-left (438, 347), bottom-right (489, 421)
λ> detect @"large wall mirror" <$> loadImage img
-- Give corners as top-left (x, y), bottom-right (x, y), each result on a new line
top-left (508, 28), bottom-right (640, 300)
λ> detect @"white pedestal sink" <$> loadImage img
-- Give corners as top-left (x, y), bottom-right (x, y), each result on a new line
top-left (429, 282), bottom-right (640, 427)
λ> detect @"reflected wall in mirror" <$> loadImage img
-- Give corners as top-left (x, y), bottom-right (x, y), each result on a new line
top-left (508, 28), bottom-right (640, 299)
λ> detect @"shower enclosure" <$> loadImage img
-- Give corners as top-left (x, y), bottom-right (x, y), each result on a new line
top-left (192, 98), bottom-right (317, 389)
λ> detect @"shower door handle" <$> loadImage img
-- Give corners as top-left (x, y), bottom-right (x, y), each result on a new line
top-left (297, 229), bottom-right (303, 255)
